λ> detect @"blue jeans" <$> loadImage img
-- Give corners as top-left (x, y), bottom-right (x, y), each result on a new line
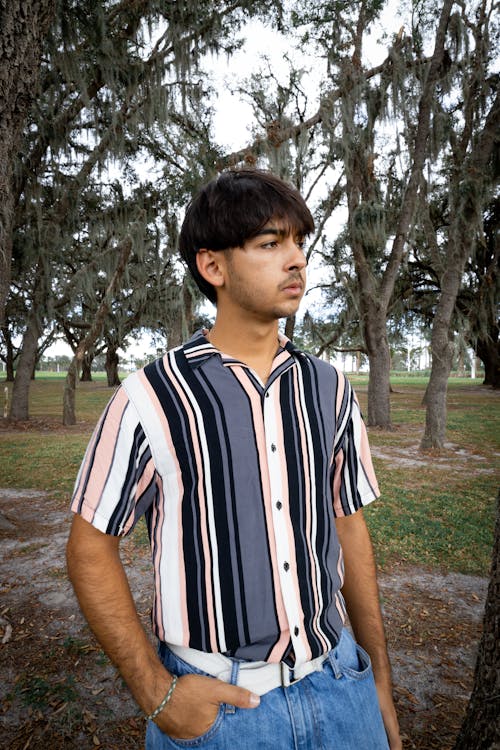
top-left (146, 629), bottom-right (389, 749)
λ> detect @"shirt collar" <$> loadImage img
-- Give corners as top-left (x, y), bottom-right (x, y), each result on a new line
top-left (182, 329), bottom-right (298, 368)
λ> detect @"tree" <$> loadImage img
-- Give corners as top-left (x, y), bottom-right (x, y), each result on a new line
top-left (420, 0), bottom-right (499, 450)
top-left (221, 0), bottom-right (454, 427)
top-left (63, 236), bottom-right (132, 425)
top-left (0, 0), bottom-right (56, 328)
top-left (4, 0), bottom-right (282, 421)
top-left (459, 197), bottom-right (500, 388)
top-left (454, 492), bottom-right (500, 749)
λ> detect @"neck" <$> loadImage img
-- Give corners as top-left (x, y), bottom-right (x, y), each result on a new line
top-left (207, 314), bottom-right (280, 384)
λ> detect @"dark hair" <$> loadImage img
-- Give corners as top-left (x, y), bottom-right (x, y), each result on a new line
top-left (178, 169), bottom-right (315, 303)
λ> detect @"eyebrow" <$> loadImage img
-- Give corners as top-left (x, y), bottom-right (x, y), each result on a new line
top-left (253, 227), bottom-right (282, 238)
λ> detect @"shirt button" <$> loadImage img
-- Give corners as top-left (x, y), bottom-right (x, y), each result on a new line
top-left (271, 444), bottom-right (277, 452)
top-left (276, 501), bottom-right (282, 510)
top-left (265, 392), bottom-right (270, 398)
top-left (283, 561), bottom-right (290, 571)
top-left (294, 626), bottom-right (299, 636)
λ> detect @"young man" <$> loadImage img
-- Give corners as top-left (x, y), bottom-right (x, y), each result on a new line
top-left (67, 169), bottom-right (402, 749)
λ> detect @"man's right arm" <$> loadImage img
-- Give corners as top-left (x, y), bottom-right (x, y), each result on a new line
top-left (66, 514), bottom-right (259, 739)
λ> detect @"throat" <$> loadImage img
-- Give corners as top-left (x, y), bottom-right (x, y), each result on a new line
top-left (206, 323), bottom-right (280, 384)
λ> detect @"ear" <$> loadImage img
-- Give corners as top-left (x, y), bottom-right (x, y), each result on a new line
top-left (196, 249), bottom-right (226, 291)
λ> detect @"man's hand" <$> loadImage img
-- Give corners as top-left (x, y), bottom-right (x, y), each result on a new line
top-left (153, 673), bottom-right (260, 739)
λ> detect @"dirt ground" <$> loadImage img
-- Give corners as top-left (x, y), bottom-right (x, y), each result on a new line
top-left (0, 487), bottom-right (488, 750)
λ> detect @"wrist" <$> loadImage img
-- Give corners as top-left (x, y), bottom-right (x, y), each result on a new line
top-left (146, 674), bottom-right (178, 722)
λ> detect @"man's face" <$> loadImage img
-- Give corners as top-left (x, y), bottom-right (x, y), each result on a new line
top-left (218, 220), bottom-right (307, 322)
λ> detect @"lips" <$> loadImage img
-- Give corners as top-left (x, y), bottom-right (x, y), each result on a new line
top-left (281, 276), bottom-right (304, 294)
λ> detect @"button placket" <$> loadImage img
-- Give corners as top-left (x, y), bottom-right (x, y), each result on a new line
top-left (263, 383), bottom-right (306, 662)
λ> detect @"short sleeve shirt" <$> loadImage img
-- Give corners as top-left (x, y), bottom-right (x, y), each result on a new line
top-left (71, 330), bottom-right (379, 666)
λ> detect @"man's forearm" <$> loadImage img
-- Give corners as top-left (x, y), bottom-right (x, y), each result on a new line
top-left (66, 514), bottom-right (169, 716)
top-left (336, 509), bottom-right (402, 749)
top-left (66, 515), bottom-right (260, 740)
top-left (335, 510), bottom-right (392, 685)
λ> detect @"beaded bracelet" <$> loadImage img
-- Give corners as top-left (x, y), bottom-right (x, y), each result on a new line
top-left (145, 675), bottom-right (178, 722)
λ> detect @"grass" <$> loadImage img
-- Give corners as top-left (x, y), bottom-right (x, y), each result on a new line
top-left (1, 374), bottom-right (498, 576)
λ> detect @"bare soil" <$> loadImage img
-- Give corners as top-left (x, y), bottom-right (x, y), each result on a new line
top-left (0, 488), bottom-right (488, 750)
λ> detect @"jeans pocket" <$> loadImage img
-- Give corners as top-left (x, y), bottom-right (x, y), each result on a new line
top-left (159, 703), bottom-right (226, 747)
top-left (331, 630), bottom-right (373, 681)
top-left (150, 645), bottom-right (227, 748)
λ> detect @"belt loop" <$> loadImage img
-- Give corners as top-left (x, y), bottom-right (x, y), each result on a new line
top-left (328, 645), bottom-right (342, 679)
top-left (280, 661), bottom-right (293, 687)
top-left (224, 659), bottom-right (240, 714)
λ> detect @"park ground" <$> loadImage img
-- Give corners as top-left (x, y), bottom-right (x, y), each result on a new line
top-left (0, 375), bottom-right (498, 749)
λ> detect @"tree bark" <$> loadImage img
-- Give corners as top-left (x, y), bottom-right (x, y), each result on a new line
top-left (454, 492), bottom-right (500, 749)
top-left (80, 351), bottom-right (93, 382)
top-left (9, 307), bottom-right (43, 420)
top-left (105, 347), bottom-right (120, 387)
top-left (9, 262), bottom-right (46, 420)
top-left (1, 324), bottom-right (15, 381)
top-left (365, 310), bottom-right (391, 428)
top-left (0, 0), bottom-right (56, 327)
top-left (285, 315), bottom-right (296, 341)
top-left (475, 327), bottom-right (500, 388)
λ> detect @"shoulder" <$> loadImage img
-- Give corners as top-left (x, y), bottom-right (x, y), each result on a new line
top-left (295, 350), bottom-right (349, 388)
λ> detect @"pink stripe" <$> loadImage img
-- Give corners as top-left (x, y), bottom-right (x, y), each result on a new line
top-left (72, 389), bottom-right (129, 519)
top-left (355, 394), bottom-right (380, 495)
top-left (332, 449), bottom-right (345, 517)
top-left (152, 473), bottom-right (166, 642)
top-left (137, 368), bottom-right (190, 644)
top-left (121, 455), bottom-right (156, 535)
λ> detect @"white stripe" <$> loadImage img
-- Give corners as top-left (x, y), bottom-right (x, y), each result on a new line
top-left (167, 352), bottom-right (227, 653)
top-left (351, 398), bottom-right (375, 502)
top-left (123, 371), bottom-right (184, 643)
top-left (264, 383), bottom-right (308, 663)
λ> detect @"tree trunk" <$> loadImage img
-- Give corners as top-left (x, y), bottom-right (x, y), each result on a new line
top-left (105, 347), bottom-right (120, 387)
top-left (476, 327), bottom-right (500, 388)
top-left (365, 312), bottom-right (392, 428)
top-left (420, 261), bottom-right (464, 450)
top-left (285, 315), bottom-right (296, 341)
top-left (62, 357), bottom-right (78, 425)
top-left (80, 351), bottom-right (93, 382)
top-left (9, 309), bottom-right (43, 420)
top-left (1, 324), bottom-right (15, 381)
top-left (454, 492), bottom-right (500, 749)
top-left (62, 237), bottom-right (132, 425)
top-left (168, 279), bottom-right (195, 349)
top-left (0, 0), bottom-right (56, 327)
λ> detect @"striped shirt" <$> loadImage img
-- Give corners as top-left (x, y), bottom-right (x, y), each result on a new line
top-left (71, 330), bottom-right (380, 667)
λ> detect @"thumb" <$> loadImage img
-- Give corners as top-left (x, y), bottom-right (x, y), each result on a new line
top-left (213, 680), bottom-right (261, 709)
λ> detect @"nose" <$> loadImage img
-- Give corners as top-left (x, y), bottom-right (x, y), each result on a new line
top-left (284, 236), bottom-right (307, 271)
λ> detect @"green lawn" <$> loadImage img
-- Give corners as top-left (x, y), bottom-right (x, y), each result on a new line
top-left (1, 374), bottom-right (498, 576)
